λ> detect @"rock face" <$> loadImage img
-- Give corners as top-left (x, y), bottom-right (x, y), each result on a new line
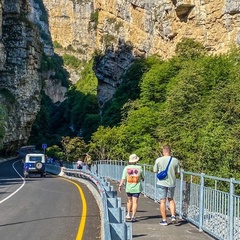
top-left (44, 0), bottom-right (240, 58)
top-left (44, 79), bottom-right (67, 103)
top-left (0, 0), bottom-right (42, 153)
top-left (43, 0), bottom-right (240, 107)
top-left (1, 0), bottom-right (240, 153)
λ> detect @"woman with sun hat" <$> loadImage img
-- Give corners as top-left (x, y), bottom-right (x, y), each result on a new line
top-left (118, 154), bottom-right (144, 222)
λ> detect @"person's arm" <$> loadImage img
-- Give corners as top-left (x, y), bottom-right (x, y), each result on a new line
top-left (141, 167), bottom-right (144, 181)
top-left (153, 161), bottom-right (158, 173)
top-left (175, 160), bottom-right (181, 176)
top-left (118, 167), bottom-right (126, 192)
top-left (118, 179), bottom-right (125, 192)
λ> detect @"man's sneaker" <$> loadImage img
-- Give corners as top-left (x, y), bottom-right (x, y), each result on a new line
top-left (159, 220), bottom-right (168, 226)
top-left (171, 216), bottom-right (177, 224)
top-left (131, 217), bottom-right (136, 222)
top-left (126, 214), bottom-right (131, 220)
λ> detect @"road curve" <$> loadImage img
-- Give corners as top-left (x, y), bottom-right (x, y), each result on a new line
top-left (0, 158), bottom-right (101, 240)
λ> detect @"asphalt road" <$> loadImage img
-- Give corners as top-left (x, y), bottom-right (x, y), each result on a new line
top-left (0, 158), bottom-right (101, 240)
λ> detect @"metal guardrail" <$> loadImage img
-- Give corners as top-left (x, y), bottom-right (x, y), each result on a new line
top-left (46, 160), bottom-right (240, 240)
top-left (46, 163), bottom-right (132, 240)
top-left (178, 172), bottom-right (240, 240)
top-left (94, 160), bottom-right (240, 240)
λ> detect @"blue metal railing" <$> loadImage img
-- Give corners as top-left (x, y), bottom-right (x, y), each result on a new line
top-left (47, 160), bottom-right (240, 240)
top-left (95, 160), bottom-right (240, 240)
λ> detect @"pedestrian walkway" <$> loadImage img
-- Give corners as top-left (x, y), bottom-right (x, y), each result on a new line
top-left (110, 181), bottom-right (215, 240)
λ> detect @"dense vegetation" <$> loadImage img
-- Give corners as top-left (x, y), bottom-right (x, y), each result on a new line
top-left (28, 58), bottom-right (99, 149)
top-left (28, 38), bottom-right (240, 180)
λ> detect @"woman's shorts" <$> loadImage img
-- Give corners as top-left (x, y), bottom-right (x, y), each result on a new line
top-left (126, 192), bottom-right (140, 198)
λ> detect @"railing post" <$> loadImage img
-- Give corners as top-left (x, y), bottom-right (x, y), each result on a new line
top-left (154, 173), bottom-right (157, 202)
top-left (179, 169), bottom-right (184, 219)
top-left (98, 160), bottom-right (101, 177)
top-left (143, 164), bottom-right (146, 196)
top-left (229, 178), bottom-right (235, 240)
top-left (199, 173), bottom-right (205, 232)
top-left (115, 160), bottom-right (117, 180)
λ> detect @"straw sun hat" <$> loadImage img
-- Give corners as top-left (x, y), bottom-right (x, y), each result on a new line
top-left (129, 154), bottom-right (139, 163)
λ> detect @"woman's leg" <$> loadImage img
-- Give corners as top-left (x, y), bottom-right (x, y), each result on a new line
top-left (127, 196), bottom-right (133, 216)
top-left (131, 196), bottom-right (139, 218)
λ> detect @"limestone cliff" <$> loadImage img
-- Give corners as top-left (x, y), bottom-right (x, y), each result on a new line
top-left (0, 0), bottom-right (42, 153)
top-left (43, 0), bottom-right (240, 107)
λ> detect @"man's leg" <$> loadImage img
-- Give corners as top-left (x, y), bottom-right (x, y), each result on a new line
top-left (167, 187), bottom-right (177, 223)
top-left (160, 198), bottom-right (167, 220)
top-left (168, 198), bottom-right (176, 216)
top-left (158, 186), bottom-right (168, 225)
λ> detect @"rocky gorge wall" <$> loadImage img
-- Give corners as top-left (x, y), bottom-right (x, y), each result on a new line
top-left (1, 0), bottom-right (240, 154)
top-left (43, 0), bottom-right (240, 107)
top-left (0, 0), bottom-right (42, 153)
top-left (44, 0), bottom-right (240, 58)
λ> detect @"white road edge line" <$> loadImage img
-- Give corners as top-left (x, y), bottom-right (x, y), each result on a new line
top-left (0, 160), bottom-right (25, 204)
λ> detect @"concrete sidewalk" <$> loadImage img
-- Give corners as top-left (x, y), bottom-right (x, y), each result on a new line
top-left (110, 181), bottom-right (215, 240)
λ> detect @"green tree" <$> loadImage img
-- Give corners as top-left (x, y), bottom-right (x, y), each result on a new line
top-left (46, 145), bottom-right (64, 160)
top-left (121, 101), bottom-right (160, 164)
top-left (89, 125), bottom-right (128, 160)
top-left (140, 60), bottom-right (177, 105)
top-left (61, 136), bottom-right (87, 161)
top-left (175, 37), bottom-right (207, 60)
top-left (75, 59), bottom-right (97, 95)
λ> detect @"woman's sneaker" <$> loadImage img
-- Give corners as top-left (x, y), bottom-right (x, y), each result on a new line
top-left (159, 220), bottom-right (168, 226)
top-left (171, 216), bottom-right (177, 224)
top-left (131, 217), bottom-right (136, 222)
top-left (126, 214), bottom-right (131, 220)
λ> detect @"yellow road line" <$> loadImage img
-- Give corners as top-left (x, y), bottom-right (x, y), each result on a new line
top-left (60, 178), bottom-right (87, 240)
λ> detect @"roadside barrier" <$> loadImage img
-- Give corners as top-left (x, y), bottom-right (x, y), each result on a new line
top-left (46, 164), bottom-right (132, 240)
top-left (95, 160), bottom-right (240, 240)
top-left (47, 160), bottom-right (240, 240)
